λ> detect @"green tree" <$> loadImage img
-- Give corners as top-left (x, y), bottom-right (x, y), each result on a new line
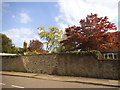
top-left (15, 47), bottom-right (25, 54)
top-left (0, 33), bottom-right (17, 53)
top-left (38, 26), bottom-right (65, 53)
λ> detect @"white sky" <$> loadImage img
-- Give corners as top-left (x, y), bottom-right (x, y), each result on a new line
top-left (55, 0), bottom-right (119, 30)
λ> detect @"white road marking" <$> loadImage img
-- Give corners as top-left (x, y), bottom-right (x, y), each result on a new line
top-left (0, 83), bottom-right (6, 85)
top-left (11, 85), bottom-right (24, 88)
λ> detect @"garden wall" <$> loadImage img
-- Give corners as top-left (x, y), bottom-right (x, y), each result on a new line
top-left (2, 54), bottom-right (120, 79)
top-left (2, 56), bottom-right (26, 72)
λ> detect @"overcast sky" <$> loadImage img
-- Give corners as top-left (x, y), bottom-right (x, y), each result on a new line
top-left (1, 0), bottom-right (119, 47)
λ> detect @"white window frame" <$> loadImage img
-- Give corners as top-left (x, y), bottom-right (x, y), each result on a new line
top-left (103, 53), bottom-right (118, 59)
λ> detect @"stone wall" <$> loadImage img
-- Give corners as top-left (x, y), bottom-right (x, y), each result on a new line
top-left (2, 56), bottom-right (26, 72)
top-left (2, 54), bottom-right (119, 79)
top-left (22, 54), bottom-right (58, 74)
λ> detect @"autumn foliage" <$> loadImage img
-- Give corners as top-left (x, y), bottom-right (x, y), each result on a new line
top-left (28, 40), bottom-right (48, 54)
top-left (61, 13), bottom-right (120, 52)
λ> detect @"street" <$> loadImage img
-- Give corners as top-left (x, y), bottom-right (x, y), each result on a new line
top-left (1, 75), bottom-right (115, 88)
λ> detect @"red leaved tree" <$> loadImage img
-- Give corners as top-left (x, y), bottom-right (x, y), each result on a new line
top-left (28, 40), bottom-right (48, 54)
top-left (61, 13), bottom-right (120, 52)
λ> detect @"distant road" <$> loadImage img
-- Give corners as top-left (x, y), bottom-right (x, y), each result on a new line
top-left (1, 75), bottom-right (113, 88)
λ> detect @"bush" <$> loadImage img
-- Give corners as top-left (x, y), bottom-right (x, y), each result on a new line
top-left (65, 50), bottom-right (103, 59)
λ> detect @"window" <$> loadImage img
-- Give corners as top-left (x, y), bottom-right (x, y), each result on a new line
top-left (103, 53), bottom-right (118, 60)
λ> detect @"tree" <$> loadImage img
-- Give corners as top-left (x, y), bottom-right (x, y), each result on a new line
top-left (28, 39), bottom-right (48, 54)
top-left (0, 33), bottom-right (17, 53)
top-left (38, 26), bottom-right (64, 53)
top-left (61, 13), bottom-right (120, 51)
top-left (16, 47), bottom-right (24, 54)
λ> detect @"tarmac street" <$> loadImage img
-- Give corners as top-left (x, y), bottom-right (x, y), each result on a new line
top-left (1, 74), bottom-right (117, 88)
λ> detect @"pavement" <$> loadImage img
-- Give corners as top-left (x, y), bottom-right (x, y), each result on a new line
top-left (0, 71), bottom-right (119, 88)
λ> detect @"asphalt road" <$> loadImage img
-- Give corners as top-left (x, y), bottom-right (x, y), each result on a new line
top-left (1, 75), bottom-right (114, 88)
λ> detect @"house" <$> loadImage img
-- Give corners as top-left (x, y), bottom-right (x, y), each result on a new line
top-left (102, 52), bottom-right (119, 60)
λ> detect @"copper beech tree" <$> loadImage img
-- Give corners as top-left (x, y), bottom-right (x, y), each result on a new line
top-left (61, 13), bottom-right (120, 51)
top-left (28, 40), bottom-right (48, 54)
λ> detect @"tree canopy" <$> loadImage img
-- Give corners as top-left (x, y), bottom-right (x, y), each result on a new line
top-left (0, 33), bottom-right (17, 53)
top-left (38, 26), bottom-right (64, 53)
top-left (61, 13), bottom-right (120, 52)
top-left (28, 39), bottom-right (48, 54)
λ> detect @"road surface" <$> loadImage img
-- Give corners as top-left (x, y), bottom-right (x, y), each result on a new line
top-left (1, 75), bottom-right (115, 88)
